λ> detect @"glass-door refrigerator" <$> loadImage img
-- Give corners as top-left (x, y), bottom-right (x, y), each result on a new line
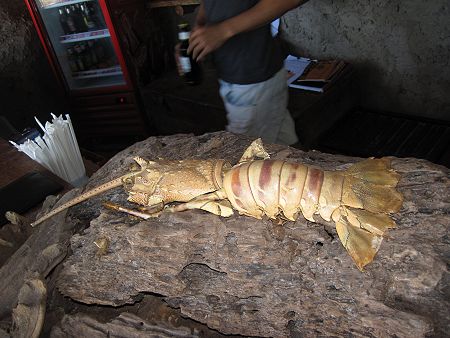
top-left (26, 0), bottom-right (132, 92)
top-left (24, 0), bottom-right (149, 150)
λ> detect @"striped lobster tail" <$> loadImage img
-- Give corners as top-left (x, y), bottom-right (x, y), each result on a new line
top-left (222, 158), bottom-right (403, 270)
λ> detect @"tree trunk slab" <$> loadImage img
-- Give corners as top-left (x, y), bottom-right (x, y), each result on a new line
top-left (51, 312), bottom-right (199, 337)
top-left (51, 132), bottom-right (448, 337)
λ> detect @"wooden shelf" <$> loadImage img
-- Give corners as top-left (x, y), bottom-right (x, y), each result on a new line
top-left (148, 0), bottom-right (200, 8)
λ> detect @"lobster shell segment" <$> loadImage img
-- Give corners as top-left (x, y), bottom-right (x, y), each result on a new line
top-left (318, 171), bottom-right (344, 222)
top-left (223, 160), bottom-right (319, 221)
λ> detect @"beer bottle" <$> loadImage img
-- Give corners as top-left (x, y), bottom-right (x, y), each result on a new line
top-left (86, 2), bottom-right (104, 29)
top-left (73, 44), bottom-right (85, 71)
top-left (81, 3), bottom-right (96, 31)
top-left (72, 4), bottom-right (87, 32)
top-left (65, 7), bottom-right (77, 34)
top-left (94, 40), bottom-right (106, 68)
top-left (177, 23), bottom-right (201, 85)
top-left (58, 8), bottom-right (70, 35)
top-left (87, 40), bottom-right (99, 67)
top-left (80, 42), bottom-right (93, 69)
top-left (67, 47), bottom-right (79, 73)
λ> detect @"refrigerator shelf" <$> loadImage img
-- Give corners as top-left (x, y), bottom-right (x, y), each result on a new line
top-left (60, 29), bottom-right (110, 43)
top-left (72, 66), bottom-right (123, 79)
top-left (41, 0), bottom-right (93, 10)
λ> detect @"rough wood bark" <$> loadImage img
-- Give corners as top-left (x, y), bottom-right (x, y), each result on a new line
top-left (5, 132), bottom-right (449, 337)
top-left (0, 193), bottom-right (76, 319)
top-left (51, 312), bottom-right (198, 337)
top-left (53, 132), bottom-right (449, 337)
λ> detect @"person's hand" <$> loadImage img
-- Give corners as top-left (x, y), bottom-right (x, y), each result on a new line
top-left (187, 23), bottom-right (231, 61)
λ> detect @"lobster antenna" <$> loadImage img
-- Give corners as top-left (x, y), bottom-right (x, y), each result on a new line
top-left (31, 176), bottom-right (126, 227)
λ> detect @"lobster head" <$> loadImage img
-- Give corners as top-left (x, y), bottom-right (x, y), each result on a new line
top-left (123, 157), bottom-right (229, 208)
top-left (121, 157), bottom-right (165, 206)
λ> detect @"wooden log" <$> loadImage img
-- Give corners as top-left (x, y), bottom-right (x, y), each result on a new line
top-left (51, 312), bottom-right (198, 337)
top-left (54, 132), bottom-right (449, 337)
top-left (0, 193), bottom-right (76, 320)
top-left (5, 132), bottom-right (449, 337)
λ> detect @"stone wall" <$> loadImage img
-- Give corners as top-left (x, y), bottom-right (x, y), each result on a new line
top-left (0, 0), bottom-right (66, 134)
top-left (281, 0), bottom-right (450, 121)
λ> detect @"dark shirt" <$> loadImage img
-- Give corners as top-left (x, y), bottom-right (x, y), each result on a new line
top-left (203, 0), bottom-right (284, 84)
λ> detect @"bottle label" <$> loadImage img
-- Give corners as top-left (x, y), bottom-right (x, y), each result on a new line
top-left (180, 56), bottom-right (192, 73)
top-left (178, 31), bottom-right (190, 40)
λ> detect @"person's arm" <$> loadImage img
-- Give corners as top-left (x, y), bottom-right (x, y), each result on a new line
top-left (188, 0), bottom-right (308, 61)
top-left (194, 2), bottom-right (206, 28)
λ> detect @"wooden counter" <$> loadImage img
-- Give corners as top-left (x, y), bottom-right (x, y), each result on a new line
top-left (0, 138), bottom-right (70, 191)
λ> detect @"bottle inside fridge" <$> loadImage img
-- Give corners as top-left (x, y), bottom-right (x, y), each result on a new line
top-left (36, 0), bottom-right (126, 91)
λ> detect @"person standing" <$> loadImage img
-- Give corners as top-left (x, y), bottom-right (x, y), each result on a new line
top-left (187, 0), bottom-right (308, 145)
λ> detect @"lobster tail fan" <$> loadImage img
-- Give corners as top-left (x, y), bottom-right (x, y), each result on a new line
top-left (334, 158), bottom-right (403, 270)
top-left (333, 207), bottom-right (397, 270)
top-left (335, 217), bottom-right (383, 271)
top-left (342, 158), bottom-right (403, 213)
top-left (343, 178), bottom-right (403, 213)
top-left (345, 157), bottom-right (400, 184)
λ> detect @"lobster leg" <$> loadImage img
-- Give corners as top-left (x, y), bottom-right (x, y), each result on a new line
top-left (238, 138), bottom-right (270, 163)
top-left (165, 190), bottom-right (234, 217)
top-left (103, 202), bottom-right (163, 219)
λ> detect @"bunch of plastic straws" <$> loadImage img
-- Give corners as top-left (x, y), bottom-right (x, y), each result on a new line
top-left (10, 114), bottom-right (87, 187)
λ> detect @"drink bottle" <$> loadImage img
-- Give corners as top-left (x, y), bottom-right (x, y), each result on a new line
top-left (178, 23), bottom-right (201, 85)
top-left (73, 44), bottom-right (85, 71)
top-left (72, 4), bottom-right (88, 32)
top-left (67, 47), bottom-right (79, 73)
top-left (80, 42), bottom-right (93, 69)
top-left (81, 3), bottom-right (96, 31)
top-left (86, 2), bottom-right (104, 29)
top-left (87, 40), bottom-right (99, 67)
top-left (94, 40), bottom-right (107, 68)
top-left (58, 8), bottom-right (70, 35)
top-left (65, 7), bottom-right (77, 34)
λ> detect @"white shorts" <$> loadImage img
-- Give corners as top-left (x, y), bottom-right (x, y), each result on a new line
top-left (219, 68), bottom-right (298, 145)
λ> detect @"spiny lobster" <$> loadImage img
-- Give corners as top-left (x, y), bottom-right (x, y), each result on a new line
top-left (32, 139), bottom-right (403, 270)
